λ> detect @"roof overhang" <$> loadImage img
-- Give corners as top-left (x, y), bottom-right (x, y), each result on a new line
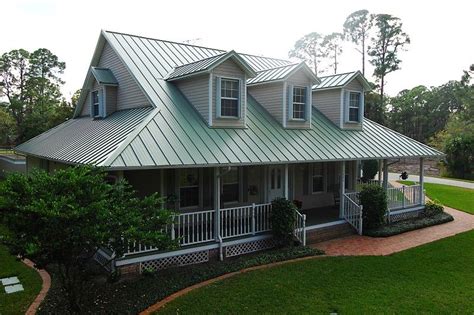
top-left (91, 67), bottom-right (118, 86)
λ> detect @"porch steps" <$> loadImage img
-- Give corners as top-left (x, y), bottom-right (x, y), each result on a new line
top-left (306, 222), bottom-right (356, 244)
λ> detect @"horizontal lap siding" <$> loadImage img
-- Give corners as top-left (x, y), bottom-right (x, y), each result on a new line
top-left (175, 74), bottom-right (210, 125)
top-left (248, 82), bottom-right (283, 124)
top-left (286, 70), bottom-right (312, 129)
top-left (105, 86), bottom-right (117, 116)
top-left (343, 78), bottom-right (363, 130)
top-left (313, 89), bottom-right (341, 127)
top-left (212, 59), bottom-right (246, 128)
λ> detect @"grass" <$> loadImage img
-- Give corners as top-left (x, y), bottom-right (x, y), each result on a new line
top-left (159, 230), bottom-right (474, 314)
top-left (399, 181), bottom-right (474, 214)
top-left (0, 244), bottom-right (42, 314)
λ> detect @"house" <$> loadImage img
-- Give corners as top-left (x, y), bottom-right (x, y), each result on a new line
top-left (15, 30), bottom-right (443, 273)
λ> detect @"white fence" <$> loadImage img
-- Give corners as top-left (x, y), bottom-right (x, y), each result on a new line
top-left (386, 185), bottom-right (422, 211)
top-left (294, 210), bottom-right (307, 246)
top-left (342, 193), bottom-right (363, 235)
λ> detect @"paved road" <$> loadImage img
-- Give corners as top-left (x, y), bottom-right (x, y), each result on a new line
top-left (388, 172), bottom-right (474, 189)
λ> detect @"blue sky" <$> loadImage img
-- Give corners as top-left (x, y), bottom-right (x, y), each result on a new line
top-left (2, 0), bottom-right (473, 100)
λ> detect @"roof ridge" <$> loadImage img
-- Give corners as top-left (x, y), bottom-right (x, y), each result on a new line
top-left (173, 51), bottom-right (227, 69)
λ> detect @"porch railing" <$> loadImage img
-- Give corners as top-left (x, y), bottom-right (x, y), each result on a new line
top-left (220, 203), bottom-right (272, 239)
top-left (342, 193), bottom-right (363, 235)
top-left (294, 209), bottom-right (306, 246)
top-left (386, 185), bottom-right (422, 211)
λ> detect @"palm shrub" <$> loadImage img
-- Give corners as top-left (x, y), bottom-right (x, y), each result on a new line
top-left (359, 185), bottom-right (387, 229)
top-left (271, 198), bottom-right (297, 246)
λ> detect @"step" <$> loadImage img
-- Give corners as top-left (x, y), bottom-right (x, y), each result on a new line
top-left (306, 222), bottom-right (356, 244)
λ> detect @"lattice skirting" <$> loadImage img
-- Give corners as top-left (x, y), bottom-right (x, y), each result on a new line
top-left (225, 238), bottom-right (277, 258)
top-left (389, 209), bottom-right (424, 222)
top-left (140, 250), bottom-right (209, 272)
top-left (94, 249), bottom-right (114, 272)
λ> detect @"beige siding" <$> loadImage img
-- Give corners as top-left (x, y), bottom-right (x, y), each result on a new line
top-left (105, 86), bottom-right (117, 116)
top-left (313, 89), bottom-right (341, 126)
top-left (248, 82), bottom-right (284, 124)
top-left (80, 42), bottom-right (150, 116)
top-left (293, 162), bottom-right (336, 209)
top-left (175, 74), bottom-right (210, 124)
top-left (286, 70), bottom-right (313, 129)
top-left (211, 59), bottom-right (246, 128)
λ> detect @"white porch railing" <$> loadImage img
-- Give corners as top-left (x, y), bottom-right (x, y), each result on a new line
top-left (342, 193), bottom-right (363, 235)
top-left (344, 191), bottom-right (360, 205)
top-left (294, 209), bottom-right (306, 246)
top-left (386, 185), bottom-right (422, 211)
top-left (220, 203), bottom-right (272, 239)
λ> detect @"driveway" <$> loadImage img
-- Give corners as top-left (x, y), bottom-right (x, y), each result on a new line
top-left (388, 172), bottom-right (474, 189)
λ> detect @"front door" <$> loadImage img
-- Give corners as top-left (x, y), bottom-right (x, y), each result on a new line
top-left (268, 165), bottom-right (284, 201)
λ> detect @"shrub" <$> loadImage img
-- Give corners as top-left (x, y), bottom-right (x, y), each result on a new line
top-left (359, 185), bottom-right (387, 229)
top-left (362, 160), bottom-right (379, 181)
top-left (424, 200), bottom-right (444, 217)
top-left (271, 198), bottom-right (297, 246)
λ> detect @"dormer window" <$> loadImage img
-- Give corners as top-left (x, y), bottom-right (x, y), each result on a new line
top-left (91, 90), bottom-right (100, 117)
top-left (292, 86), bottom-right (306, 120)
top-left (217, 77), bottom-right (241, 118)
top-left (349, 92), bottom-right (361, 122)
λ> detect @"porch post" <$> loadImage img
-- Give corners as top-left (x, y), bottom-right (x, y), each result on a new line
top-left (383, 159), bottom-right (389, 191)
top-left (214, 167), bottom-right (221, 241)
top-left (378, 159), bottom-right (382, 186)
top-left (284, 164), bottom-right (289, 199)
top-left (419, 157), bottom-right (425, 205)
top-left (339, 161), bottom-right (346, 218)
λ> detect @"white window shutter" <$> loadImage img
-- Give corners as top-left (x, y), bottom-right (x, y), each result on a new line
top-left (359, 92), bottom-right (364, 122)
top-left (238, 78), bottom-right (242, 118)
top-left (216, 76), bottom-right (221, 118)
top-left (305, 86), bottom-right (312, 121)
top-left (90, 90), bottom-right (93, 117)
top-left (99, 88), bottom-right (104, 117)
top-left (343, 90), bottom-right (349, 122)
top-left (287, 84), bottom-right (294, 119)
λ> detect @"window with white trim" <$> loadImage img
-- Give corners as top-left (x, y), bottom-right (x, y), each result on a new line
top-left (292, 86), bottom-right (306, 119)
top-left (349, 92), bottom-right (361, 122)
top-left (179, 169), bottom-right (199, 208)
top-left (222, 167), bottom-right (239, 203)
top-left (91, 90), bottom-right (100, 117)
top-left (312, 163), bottom-right (325, 193)
top-left (220, 78), bottom-right (239, 117)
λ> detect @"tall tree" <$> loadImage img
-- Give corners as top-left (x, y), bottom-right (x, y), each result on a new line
top-left (343, 9), bottom-right (372, 75)
top-left (321, 32), bottom-right (344, 74)
top-left (289, 32), bottom-right (325, 75)
top-left (364, 90), bottom-right (386, 124)
top-left (368, 14), bottom-right (410, 104)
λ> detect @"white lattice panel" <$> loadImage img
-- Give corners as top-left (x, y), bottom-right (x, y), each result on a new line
top-left (140, 250), bottom-right (209, 272)
top-left (390, 209), bottom-right (423, 222)
top-left (225, 238), bottom-right (277, 258)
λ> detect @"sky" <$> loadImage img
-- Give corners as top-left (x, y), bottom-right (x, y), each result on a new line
top-left (2, 0), bottom-right (473, 101)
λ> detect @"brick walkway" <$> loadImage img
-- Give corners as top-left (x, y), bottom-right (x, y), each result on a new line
top-left (313, 207), bottom-right (474, 256)
top-left (23, 259), bottom-right (51, 315)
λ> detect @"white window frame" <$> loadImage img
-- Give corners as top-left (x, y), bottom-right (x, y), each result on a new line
top-left (218, 77), bottom-right (241, 119)
top-left (178, 168), bottom-right (201, 210)
top-left (292, 86), bottom-right (306, 120)
top-left (311, 163), bottom-right (327, 194)
top-left (91, 90), bottom-right (100, 118)
top-left (348, 91), bottom-right (361, 122)
top-left (221, 167), bottom-right (241, 205)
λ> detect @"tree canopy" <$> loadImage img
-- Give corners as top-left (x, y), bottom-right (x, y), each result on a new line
top-left (288, 32), bottom-right (325, 75)
top-left (343, 9), bottom-right (372, 75)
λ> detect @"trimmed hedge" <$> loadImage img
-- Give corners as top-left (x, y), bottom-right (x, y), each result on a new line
top-left (364, 212), bottom-right (454, 237)
top-left (38, 246), bottom-right (323, 314)
top-left (360, 185), bottom-right (387, 229)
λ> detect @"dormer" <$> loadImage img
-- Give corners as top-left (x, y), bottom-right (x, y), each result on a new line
top-left (312, 71), bottom-right (371, 130)
top-left (166, 51), bottom-right (256, 128)
top-left (247, 62), bottom-right (319, 129)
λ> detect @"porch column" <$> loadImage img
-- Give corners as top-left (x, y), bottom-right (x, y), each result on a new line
top-left (419, 157), bottom-right (425, 205)
top-left (383, 159), bottom-right (389, 191)
top-left (284, 164), bottom-right (289, 199)
top-left (378, 159), bottom-right (383, 186)
top-left (339, 161), bottom-right (346, 218)
top-left (214, 167), bottom-right (221, 241)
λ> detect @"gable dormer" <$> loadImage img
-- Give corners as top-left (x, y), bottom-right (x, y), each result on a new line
top-left (87, 67), bottom-right (118, 118)
top-left (247, 62), bottom-right (319, 129)
top-left (313, 71), bottom-right (371, 130)
top-left (166, 51), bottom-right (256, 128)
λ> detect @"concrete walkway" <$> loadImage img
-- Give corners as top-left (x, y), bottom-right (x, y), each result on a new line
top-left (313, 207), bottom-right (474, 256)
top-left (388, 172), bottom-right (474, 189)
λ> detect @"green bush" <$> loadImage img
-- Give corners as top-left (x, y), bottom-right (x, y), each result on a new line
top-left (360, 185), bottom-right (387, 229)
top-left (362, 160), bottom-right (379, 181)
top-left (271, 198), bottom-right (297, 246)
top-left (423, 200), bottom-right (444, 217)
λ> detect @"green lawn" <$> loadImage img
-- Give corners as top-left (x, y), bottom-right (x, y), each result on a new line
top-left (399, 181), bottom-right (474, 214)
top-left (0, 246), bottom-right (42, 314)
top-left (159, 230), bottom-right (474, 314)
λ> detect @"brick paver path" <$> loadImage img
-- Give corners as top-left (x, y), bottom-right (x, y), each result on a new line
top-left (313, 207), bottom-right (474, 256)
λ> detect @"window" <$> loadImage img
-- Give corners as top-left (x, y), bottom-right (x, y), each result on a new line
top-left (179, 169), bottom-right (199, 208)
top-left (92, 90), bottom-right (100, 117)
top-left (220, 78), bottom-right (239, 117)
top-left (292, 86), bottom-right (306, 119)
top-left (312, 163), bottom-right (325, 193)
top-left (270, 168), bottom-right (282, 190)
top-left (349, 92), bottom-right (360, 122)
top-left (222, 167), bottom-right (239, 203)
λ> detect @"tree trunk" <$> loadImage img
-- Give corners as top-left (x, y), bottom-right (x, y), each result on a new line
top-left (362, 37), bottom-right (365, 75)
top-left (334, 47), bottom-right (337, 74)
top-left (380, 75), bottom-right (385, 107)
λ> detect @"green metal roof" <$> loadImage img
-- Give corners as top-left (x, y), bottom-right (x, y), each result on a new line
top-left (18, 30), bottom-right (443, 168)
top-left (314, 71), bottom-right (371, 91)
top-left (247, 62), bottom-right (320, 86)
top-left (91, 67), bottom-right (118, 86)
